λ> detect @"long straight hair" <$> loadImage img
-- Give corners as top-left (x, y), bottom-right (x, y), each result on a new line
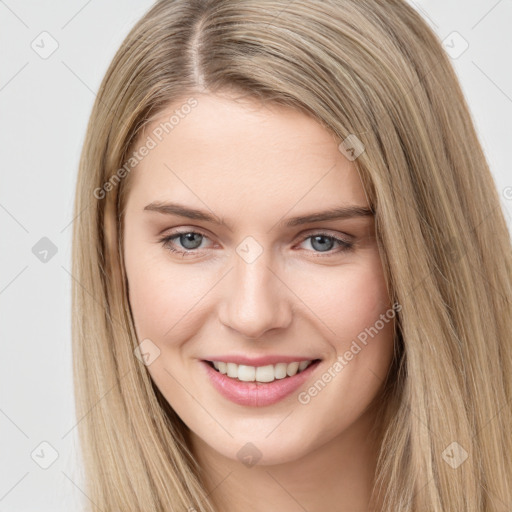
top-left (71, 1), bottom-right (512, 510)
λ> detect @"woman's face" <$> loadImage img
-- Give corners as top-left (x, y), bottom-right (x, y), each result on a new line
top-left (123, 92), bottom-right (395, 465)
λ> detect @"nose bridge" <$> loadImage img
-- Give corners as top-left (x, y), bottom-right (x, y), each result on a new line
top-left (219, 246), bottom-right (292, 339)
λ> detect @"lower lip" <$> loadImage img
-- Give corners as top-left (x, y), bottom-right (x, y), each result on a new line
top-left (199, 360), bottom-right (321, 407)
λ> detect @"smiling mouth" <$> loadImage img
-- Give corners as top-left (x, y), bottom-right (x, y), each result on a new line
top-left (204, 359), bottom-right (322, 383)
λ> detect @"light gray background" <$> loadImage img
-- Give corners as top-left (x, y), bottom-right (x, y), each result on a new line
top-left (1, 1), bottom-right (511, 510)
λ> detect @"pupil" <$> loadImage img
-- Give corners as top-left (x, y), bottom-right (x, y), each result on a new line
top-left (181, 233), bottom-right (202, 250)
top-left (311, 235), bottom-right (333, 252)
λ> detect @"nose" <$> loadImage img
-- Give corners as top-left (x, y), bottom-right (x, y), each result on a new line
top-left (218, 252), bottom-right (293, 340)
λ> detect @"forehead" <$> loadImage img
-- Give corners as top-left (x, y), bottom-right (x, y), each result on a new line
top-left (126, 93), bottom-right (367, 214)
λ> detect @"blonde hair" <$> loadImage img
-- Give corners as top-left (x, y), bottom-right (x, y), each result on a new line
top-left (71, 0), bottom-right (512, 510)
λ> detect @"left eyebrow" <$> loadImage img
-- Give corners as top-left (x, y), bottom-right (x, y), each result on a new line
top-left (281, 205), bottom-right (374, 227)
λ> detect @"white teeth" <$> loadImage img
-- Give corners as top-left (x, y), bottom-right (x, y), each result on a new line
top-left (226, 362), bottom-right (238, 378)
top-left (274, 363), bottom-right (288, 379)
top-left (210, 360), bottom-right (315, 382)
top-left (298, 361), bottom-right (309, 371)
top-left (238, 365), bottom-right (256, 382)
top-left (255, 365), bottom-right (274, 383)
top-left (286, 362), bottom-right (299, 376)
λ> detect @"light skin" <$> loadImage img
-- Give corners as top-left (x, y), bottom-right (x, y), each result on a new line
top-left (123, 91), bottom-right (395, 511)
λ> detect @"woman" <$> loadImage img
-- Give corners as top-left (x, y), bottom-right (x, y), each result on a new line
top-left (71, 0), bottom-right (512, 510)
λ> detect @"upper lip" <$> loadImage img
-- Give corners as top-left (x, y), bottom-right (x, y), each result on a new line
top-left (202, 355), bottom-right (321, 366)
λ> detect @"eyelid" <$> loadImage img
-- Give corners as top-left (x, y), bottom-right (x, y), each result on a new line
top-left (298, 228), bottom-right (354, 243)
top-left (163, 227), bottom-right (216, 245)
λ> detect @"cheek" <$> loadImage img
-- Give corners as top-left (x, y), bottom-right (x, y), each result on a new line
top-left (292, 253), bottom-right (394, 386)
top-left (335, 267), bottom-right (390, 342)
top-left (125, 241), bottom-right (205, 342)
top-left (295, 255), bottom-right (391, 343)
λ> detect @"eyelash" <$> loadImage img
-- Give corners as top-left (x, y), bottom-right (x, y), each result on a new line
top-left (157, 229), bottom-right (354, 258)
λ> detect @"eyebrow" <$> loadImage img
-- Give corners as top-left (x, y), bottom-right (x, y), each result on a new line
top-left (143, 201), bottom-right (374, 230)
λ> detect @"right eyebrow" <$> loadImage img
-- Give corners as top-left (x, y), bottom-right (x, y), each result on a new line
top-left (144, 201), bottom-right (230, 227)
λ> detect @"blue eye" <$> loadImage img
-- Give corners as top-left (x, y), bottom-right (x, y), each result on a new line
top-left (159, 231), bottom-right (209, 256)
top-left (158, 230), bottom-right (354, 257)
top-left (301, 233), bottom-right (353, 253)
top-left (173, 232), bottom-right (204, 250)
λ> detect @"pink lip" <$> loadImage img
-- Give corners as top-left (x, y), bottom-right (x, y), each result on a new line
top-left (202, 354), bottom-right (319, 366)
top-left (199, 359), bottom-right (321, 407)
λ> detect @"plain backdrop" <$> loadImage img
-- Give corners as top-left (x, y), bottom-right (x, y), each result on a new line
top-left (0, 1), bottom-right (511, 510)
